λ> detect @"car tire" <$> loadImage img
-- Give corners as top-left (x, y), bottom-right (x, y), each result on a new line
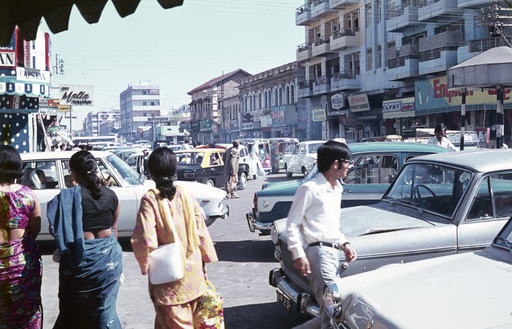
top-left (238, 172), bottom-right (247, 190)
top-left (302, 167), bottom-right (308, 178)
top-left (205, 179), bottom-right (215, 187)
top-left (285, 164), bottom-right (292, 178)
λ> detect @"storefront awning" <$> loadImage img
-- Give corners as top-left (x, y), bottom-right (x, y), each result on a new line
top-left (0, 0), bottom-right (184, 46)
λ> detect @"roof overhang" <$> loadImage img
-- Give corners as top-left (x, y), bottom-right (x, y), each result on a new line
top-left (0, 0), bottom-right (184, 46)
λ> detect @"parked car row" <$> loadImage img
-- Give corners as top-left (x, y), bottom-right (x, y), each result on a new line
top-left (269, 148), bottom-right (512, 323)
top-left (19, 151), bottom-right (229, 238)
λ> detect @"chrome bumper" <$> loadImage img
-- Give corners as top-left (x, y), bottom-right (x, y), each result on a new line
top-left (246, 211), bottom-right (273, 234)
top-left (268, 268), bottom-right (319, 317)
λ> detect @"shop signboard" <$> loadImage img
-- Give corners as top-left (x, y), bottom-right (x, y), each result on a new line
top-left (261, 114), bottom-right (272, 128)
top-left (312, 109), bottom-right (326, 121)
top-left (415, 75), bottom-right (512, 111)
top-left (348, 94), bottom-right (370, 112)
top-left (383, 97), bottom-right (415, 119)
top-left (199, 119), bottom-right (213, 131)
top-left (331, 93), bottom-right (345, 110)
top-left (0, 51), bottom-right (15, 68)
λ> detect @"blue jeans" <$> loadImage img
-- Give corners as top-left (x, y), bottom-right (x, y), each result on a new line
top-left (296, 245), bottom-right (341, 329)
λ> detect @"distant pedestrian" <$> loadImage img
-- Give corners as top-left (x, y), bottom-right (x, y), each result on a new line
top-left (131, 147), bottom-right (218, 329)
top-left (428, 123), bottom-right (457, 151)
top-left (223, 140), bottom-right (240, 199)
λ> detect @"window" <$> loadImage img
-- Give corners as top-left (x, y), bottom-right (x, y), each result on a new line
top-left (366, 48), bottom-right (372, 71)
top-left (21, 161), bottom-right (59, 189)
top-left (377, 45), bottom-right (382, 69)
top-left (344, 155), bottom-right (399, 185)
top-left (468, 174), bottom-right (512, 220)
top-left (365, 3), bottom-right (372, 27)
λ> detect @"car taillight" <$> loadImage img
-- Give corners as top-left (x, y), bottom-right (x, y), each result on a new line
top-left (253, 193), bottom-right (258, 211)
top-left (184, 172), bottom-right (195, 179)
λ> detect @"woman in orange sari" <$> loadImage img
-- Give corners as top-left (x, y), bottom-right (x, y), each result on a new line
top-left (131, 147), bottom-right (218, 329)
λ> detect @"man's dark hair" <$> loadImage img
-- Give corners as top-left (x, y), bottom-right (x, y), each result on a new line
top-left (434, 123), bottom-right (447, 133)
top-left (317, 140), bottom-right (352, 173)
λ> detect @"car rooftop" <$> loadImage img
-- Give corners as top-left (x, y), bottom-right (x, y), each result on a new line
top-left (20, 150), bottom-right (113, 160)
top-left (407, 148), bottom-right (512, 173)
top-left (347, 142), bottom-right (449, 153)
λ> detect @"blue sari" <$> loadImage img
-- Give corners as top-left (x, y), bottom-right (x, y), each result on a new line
top-left (48, 187), bottom-right (123, 329)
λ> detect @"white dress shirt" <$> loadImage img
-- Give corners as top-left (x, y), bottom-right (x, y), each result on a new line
top-left (286, 172), bottom-right (348, 260)
top-left (428, 136), bottom-right (457, 152)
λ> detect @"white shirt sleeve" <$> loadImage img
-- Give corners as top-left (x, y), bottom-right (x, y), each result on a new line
top-left (286, 185), bottom-right (310, 260)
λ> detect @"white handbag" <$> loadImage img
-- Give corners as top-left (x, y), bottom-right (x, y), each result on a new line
top-left (148, 200), bottom-right (185, 285)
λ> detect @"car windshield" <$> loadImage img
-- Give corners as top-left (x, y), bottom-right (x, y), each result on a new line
top-left (308, 143), bottom-right (323, 154)
top-left (104, 154), bottom-right (144, 186)
top-left (176, 152), bottom-right (205, 164)
top-left (383, 163), bottom-right (472, 218)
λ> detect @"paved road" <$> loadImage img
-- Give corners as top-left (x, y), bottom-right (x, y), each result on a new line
top-left (40, 172), bottom-right (311, 328)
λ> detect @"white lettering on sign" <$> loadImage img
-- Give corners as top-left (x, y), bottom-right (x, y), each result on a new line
top-left (0, 52), bottom-right (14, 67)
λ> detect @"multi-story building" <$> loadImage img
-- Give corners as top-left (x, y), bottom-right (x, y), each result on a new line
top-left (120, 81), bottom-right (161, 142)
top-left (187, 69), bottom-right (251, 144)
top-left (84, 108), bottom-right (120, 137)
top-left (295, 0), bottom-right (512, 142)
top-left (238, 62), bottom-right (307, 140)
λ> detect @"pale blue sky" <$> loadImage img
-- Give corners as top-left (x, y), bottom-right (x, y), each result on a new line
top-left (40, 0), bottom-right (305, 126)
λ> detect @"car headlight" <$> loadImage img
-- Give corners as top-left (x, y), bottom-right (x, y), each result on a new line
top-left (271, 222), bottom-right (280, 245)
top-left (323, 283), bottom-right (342, 320)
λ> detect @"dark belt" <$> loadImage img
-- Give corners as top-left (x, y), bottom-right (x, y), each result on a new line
top-left (308, 241), bottom-right (342, 250)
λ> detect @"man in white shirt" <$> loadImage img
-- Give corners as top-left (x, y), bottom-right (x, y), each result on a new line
top-left (428, 123), bottom-right (457, 151)
top-left (286, 140), bottom-right (357, 329)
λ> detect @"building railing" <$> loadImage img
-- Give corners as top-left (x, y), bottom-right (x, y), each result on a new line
top-left (331, 70), bottom-right (359, 80)
top-left (332, 28), bottom-right (358, 39)
top-left (468, 36), bottom-right (512, 53)
top-left (297, 43), bottom-right (311, 53)
top-left (387, 0), bottom-right (426, 18)
top-left (313, 38), bottom-right (330, 46)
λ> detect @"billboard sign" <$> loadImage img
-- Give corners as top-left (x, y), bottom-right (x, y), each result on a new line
top-left (348, 94), bottom-right (370, 112)
top-left (59, 85), bottom-right (93, 106)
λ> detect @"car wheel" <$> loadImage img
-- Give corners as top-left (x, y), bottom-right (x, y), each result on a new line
top-left (205, 179), bottom-right (215, 187)
top-left (285, 164), bottom-right (293, 178)
top-left (302, 167), bottom-right (308, 178)
top-left (238, 172), bottom-right (247, 190)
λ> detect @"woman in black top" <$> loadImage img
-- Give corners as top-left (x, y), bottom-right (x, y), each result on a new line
top-left (48, 151), bottom-right (123, 329)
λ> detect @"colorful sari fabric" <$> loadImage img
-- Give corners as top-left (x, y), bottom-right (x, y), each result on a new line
top-left (131, 185), bottom-right (218, 306)
top-left (53, 233), bottom-right (123, 329)
top-left (0, 187), bottom-right (42, 329)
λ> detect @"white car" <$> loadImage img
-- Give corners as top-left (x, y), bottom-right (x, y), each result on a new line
top-left (325, 216), bottom-right (512, 329)
top-left (19, 151), bottom-right (229, 240)
top-left (216, 143), bottom-right (260, 180)
top-left (283, 140), bottom-right (325, 178)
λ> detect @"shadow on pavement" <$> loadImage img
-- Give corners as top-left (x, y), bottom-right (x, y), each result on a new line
top-left (214, 240), bottom-right (277, 263)
top-left (224, 301), bottom-right (310, 329)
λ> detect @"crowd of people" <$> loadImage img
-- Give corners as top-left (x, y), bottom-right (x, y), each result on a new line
top-left (0, 145), bottom-right (218, 329)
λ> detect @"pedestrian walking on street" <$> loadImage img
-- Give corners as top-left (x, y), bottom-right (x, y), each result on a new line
top-left (223, 140), bottom-right (240, 199)
top-left (0, 145), bottom-right (42, 329)
top-left (286, 140), bottom-right (357, 329)
top-left (428, 123), bottom-right (457, 151)
top-left (47, 150), bottom-right (123, 329)
top-left (131, 147), bottom-right (218, 329)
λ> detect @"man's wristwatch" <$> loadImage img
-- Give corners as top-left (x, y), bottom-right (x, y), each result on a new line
top-left (342, 242), bottom-right (350, 250)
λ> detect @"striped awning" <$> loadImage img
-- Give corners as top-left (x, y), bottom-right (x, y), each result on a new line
top-left (0, 0), bottom-right (184, 46)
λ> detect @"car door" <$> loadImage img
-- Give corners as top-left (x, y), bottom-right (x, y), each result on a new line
top-left (289, 143), bottom-right (304, 173)
top-left (458, 173), bottom-right (512, 253)
top-left (207, 151), bottom-right (224, 187)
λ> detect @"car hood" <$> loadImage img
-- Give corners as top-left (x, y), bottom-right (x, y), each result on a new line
top-left (258, 178), bottom-right (306, 196)
top-left (339, 204), bottom-right (435, 238)
top-left (338, 249), bottom-right (512, 329)
top-left (175, 181), bottom-right (226, 199)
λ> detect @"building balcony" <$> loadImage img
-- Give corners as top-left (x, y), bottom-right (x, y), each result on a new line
top-left (296, 4), bottom-right (318, 26)
top-left (419, 30), bottom-right (463, 53)
top-left (312, 76), bottom-right (331, 95)
top-left (330, 71), bottom-right (362, 91)
top-left (330, 29), bottom-right (360, 51)
top-left (311, 0), bottom-right (337, 19)
top-left (387, 58), bottom-right (420, 80)
top-left (312, 38), bottom-right (332, 57)
top-left (297, 43), bottom-right (312, 62)
top-left (330, 0), bottom-right (359, 9)
top-left (467, 37), bottom-right (512, 53)
top-left (298, 80), bottom-right (313, 98)
top-left (419, 48), bottom-right (458, 75)
top-left (387, 5), bottom-right (422, 32)
top-left (457, 0), bottom-right (489, 9)
top-left (418, 0), bottom-right (463, 22)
